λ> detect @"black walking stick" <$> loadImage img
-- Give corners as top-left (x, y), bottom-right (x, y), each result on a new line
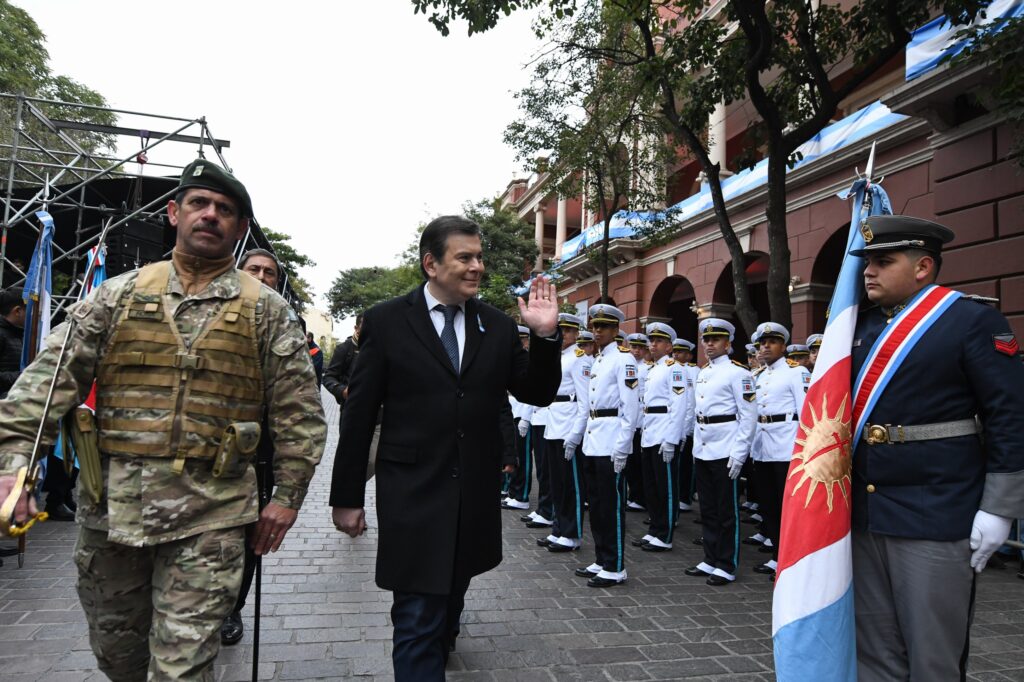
top-left (252, 453), bottom-right (272, 682)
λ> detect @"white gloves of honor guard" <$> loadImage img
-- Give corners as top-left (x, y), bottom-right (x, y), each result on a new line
top-left (612, 451), bottom-right (629, 474)
top-left (969, 510), bottom-right (1013, 573)
top-left (660, 443), bottom-right (676, 464)
top-left (727, 456), bottom-right (746, 480)
top-left (564, 436), bottom-right (581, 461)
top-left (517, 420), bottom-right (530, 438)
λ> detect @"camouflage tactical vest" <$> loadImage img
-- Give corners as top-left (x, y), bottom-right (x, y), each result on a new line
top-left (95, 261), bottom-right (264, 469)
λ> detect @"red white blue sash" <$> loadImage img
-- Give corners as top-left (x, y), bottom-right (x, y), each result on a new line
top-left (852, 284), bottom-right (961, 444)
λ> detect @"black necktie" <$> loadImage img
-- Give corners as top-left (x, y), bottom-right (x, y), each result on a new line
top-left (436, 304), bottom-right (460, 373)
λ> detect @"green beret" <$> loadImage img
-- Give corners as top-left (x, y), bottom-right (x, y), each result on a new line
top-left (178, 159), bottom-right (253, 218)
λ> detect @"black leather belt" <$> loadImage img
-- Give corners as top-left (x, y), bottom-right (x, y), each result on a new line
top-left (696, 414), bottom-right (737, 425)
top-left (590, 408), bottom-right (618, 418)
top-left (552, 395), bottom-right (574, 402)
top-left (644, 406), bottom-right (668, 414)
top-left (758, 414), bottom-right (795, 424)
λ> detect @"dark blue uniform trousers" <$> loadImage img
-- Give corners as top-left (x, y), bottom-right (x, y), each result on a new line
top-left (581, 454), bottom-right (627, 573)
top-left (641, 444), bottom-right (679, 545)
top-left (546, 437), bottom-right (585, 540)
top-left (694, 457), bottom-right (740, 575)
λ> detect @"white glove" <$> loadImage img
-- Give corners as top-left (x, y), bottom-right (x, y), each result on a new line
top-left (564, 442), bottom-right (576, 461)
top-left (727, 456), bottom-right (745, 480)
top-left (517, 420), bottom-right (530, 438)
top-left (969, 510), bottom-right (1013, 573)
top-left (612, 451), bottom-right (629, 474)
top-left (660, 443), bottom-right (675, 463)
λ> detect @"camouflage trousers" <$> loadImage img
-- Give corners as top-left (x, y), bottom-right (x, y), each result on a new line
top-left (73, 525), bottom-right (245, 681)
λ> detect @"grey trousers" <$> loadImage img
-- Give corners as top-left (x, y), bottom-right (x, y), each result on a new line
top-left (852, 529), bottom-right (975, 682)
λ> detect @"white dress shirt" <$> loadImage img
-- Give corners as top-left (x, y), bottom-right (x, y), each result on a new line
top-left (581, 340), bottom-right (641, 457)
top-left (423, 282), bottom-right (465, 364)
top-left (641, 356), bottom-right (693, 449)
top-left (693, 354), bottom-right (757, 462)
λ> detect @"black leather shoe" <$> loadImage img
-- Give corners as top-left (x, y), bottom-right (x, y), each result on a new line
top-left (692, 536), bottom-right (704, 546)
top-left (574, 567), bottom-right (599, 578)
top-left (587, 576), bottom-right (625, 588)
top-left (631, 538), bottom-right (649, 547)
top-left (742, 536), bottom-right (765, 546)
top-left (0, 545), bottom-right (18, 558)
top-left (547, 543), bottom-right (578, 553)
top-left (706, 575), bottom-right (733, 586)
top-left (625, 504), bottom-right (646, 513)
top-left (536, 537), bottom-right (552, 547)
top-left (526, 520), bottom-right (553, 528)
top-left (684, 565), bottom-right (710, 577)
top-left (741, 515), bottom-right (763, 525)
top-left (640, 543), bottom-right (671, 553)
top-left (520, 514), bottom-right (534, 522)
top-left (758, 544), bottom-right (775, 554)
top-left (753, 563), bottom-right (776, 575)
top-left (220, 611), bottom-right (244, 645)
top-left (44, 503), bottom-right (75, 521)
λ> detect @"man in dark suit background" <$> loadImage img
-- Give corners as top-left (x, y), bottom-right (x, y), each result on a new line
top-left (330, 215), bottom-right (560, 680)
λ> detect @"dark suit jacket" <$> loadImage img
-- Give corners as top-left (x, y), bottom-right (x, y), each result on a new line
top-left (330, 284), bottom-right (560, 594)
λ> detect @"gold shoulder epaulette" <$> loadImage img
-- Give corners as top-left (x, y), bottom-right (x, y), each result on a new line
top-left (575, 348), bottom-right (585, 357)
top-left (701, 362), bottom-right (709, 369)
top-left (665, 359), bottom-right (675, 366)
top-left (732, 360), bottom-right (749, 369)
top-left (644, 360), bottom-right (654, 366)
top-left (687, 362), bottom-right (697, 367)
top-left (618, 345), bottom-right (630, 352)
top-left (752, 366), bottom-right (765, 376)
top-left (786, 359), bottom-right (799, 367)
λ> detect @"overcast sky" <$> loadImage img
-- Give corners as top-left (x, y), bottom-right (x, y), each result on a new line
top-left (16, 0), bottom-right (542, 335)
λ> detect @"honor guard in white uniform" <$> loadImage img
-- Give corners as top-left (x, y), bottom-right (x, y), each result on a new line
top-left (625, 333), bottom-right (650, 512)
top-left (750, 322), bottom-right (810, 578)
top-left (684, 319), bottom-right (757, 586)
top-left (503, 326), bottom-right (535, 510)
top-left (805, 333), bottom-right (823, 372)
top-left (633, 323), bottom-right (693, 552)
top-left (520, 398), bottom-right (553, 527)
top-left (786, 343), bottom-right (811, 369)
top-left (671, 338), bottom-right (699, 512)
top-left (577, 330), bottom-right (595, 355)
top-left (565, 304), bottom-right (639, 587)
top-left (540, 313), bottom-right (590, 552)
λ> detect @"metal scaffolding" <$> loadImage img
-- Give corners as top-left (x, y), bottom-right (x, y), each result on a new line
top-left (0, 91), bottom-right (301, 319)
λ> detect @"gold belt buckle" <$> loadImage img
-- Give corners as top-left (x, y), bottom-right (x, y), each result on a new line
top-left (866, 424), bottom-right (889, 445)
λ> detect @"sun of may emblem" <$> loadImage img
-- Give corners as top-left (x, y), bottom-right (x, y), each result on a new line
top-left (790, 393), bottom-right (853, 513)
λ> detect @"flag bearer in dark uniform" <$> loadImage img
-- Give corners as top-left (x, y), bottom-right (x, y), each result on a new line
top-left (750, 322), bottom-right (809, 578)
top-left (634, 323), bottom-right (692, 552)
top-left (848, 215), bottom-right (1024, 681)
top-left (541, 313), bottom-right (589, 552)
top-left (503, 326), bottom-right (534, 511)
top-left (671, 338), bottom-right (698, 513)
top-left (568, 304), bottom-right (639, 587)
top-left (625, 333), bottom-right (650, 513)
top-left (684, 319), bottom-right (756, 586)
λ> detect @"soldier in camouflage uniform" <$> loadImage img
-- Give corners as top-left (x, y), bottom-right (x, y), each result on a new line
top-left (0, 160), bottom-right (326, 681)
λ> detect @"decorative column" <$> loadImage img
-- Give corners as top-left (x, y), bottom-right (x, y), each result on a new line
top-left (701, 99), bottom-right (733, 185)
top-left (554, 197), bottom-right (568, 259)
top-left (534, 204), bottom-right (546, 272)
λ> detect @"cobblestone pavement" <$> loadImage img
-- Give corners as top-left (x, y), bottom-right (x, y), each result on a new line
top-left (2, 391), bottom-right (1024, 680)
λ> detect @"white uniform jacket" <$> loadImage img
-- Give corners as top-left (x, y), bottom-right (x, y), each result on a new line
top-left (752, 358), bottom-right (810, 462)
top-left (693, 355), bottom-right (757, 462)
top-left (544, 346), bottom-right (587, 442)
top-left (580, 341), bottom-right (640, 457)
top-left (640, 357), bottom-right (694, 449)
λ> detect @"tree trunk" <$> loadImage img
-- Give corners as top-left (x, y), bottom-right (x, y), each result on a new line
top-left (764, 144), bottom-right (793, 330)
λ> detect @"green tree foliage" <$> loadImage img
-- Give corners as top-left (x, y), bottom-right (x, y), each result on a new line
top-left (327, 264), bottom-right (421, 320)
top-left (951, 15), bottom-right (1024, 167)
top-left (0, 0), bottom-right (116, 186)
top-left (464, 198), bottom-right (538, 313)
top-left (262, 228), bottom-right (316, 311)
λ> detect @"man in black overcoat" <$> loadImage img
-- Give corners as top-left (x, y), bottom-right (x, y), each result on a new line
top-left (330, 215), bottom-right (560, 680)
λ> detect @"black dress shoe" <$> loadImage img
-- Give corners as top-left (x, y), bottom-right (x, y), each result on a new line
top-left (520, 514), bottom-right (534, 522)
top-left (692, 536), bottom-right (704, 546)
top-left (631, 537), bottom-right (649, 547)
top-left (547, 543), bottom-right (578, 553)
top-left (625, 504), bottom-right (646, 513)
top-left (706, 575), bottom-right (733, 586)
top-left (753, 563), bottom-right (776, 575)
top-left (526, 520), bottom-right (553, 528)
top-left (0, 545), bottom-right (18, 558)
top-left (684, 565), bottom-right (710, 577)
top-left (536, 537), bottom-right (552, 547)
top-left (587, 575), bottom-right (625, 588)
top-left (574, 567), bottom-right (599, 578)
top-left (220, 611), bottom-right (244, 645)
top-left (758, 544), bottom-right (775, 554)
top-left (742, 536), bottom-right (765, 546)
top-left (640, 543), bottom-right (671, 553)
top-left (44, 503), bottom-right (75, 521)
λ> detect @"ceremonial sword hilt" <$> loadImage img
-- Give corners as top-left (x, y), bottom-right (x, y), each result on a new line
top-left (0, 464), bottom-right (49, 537)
